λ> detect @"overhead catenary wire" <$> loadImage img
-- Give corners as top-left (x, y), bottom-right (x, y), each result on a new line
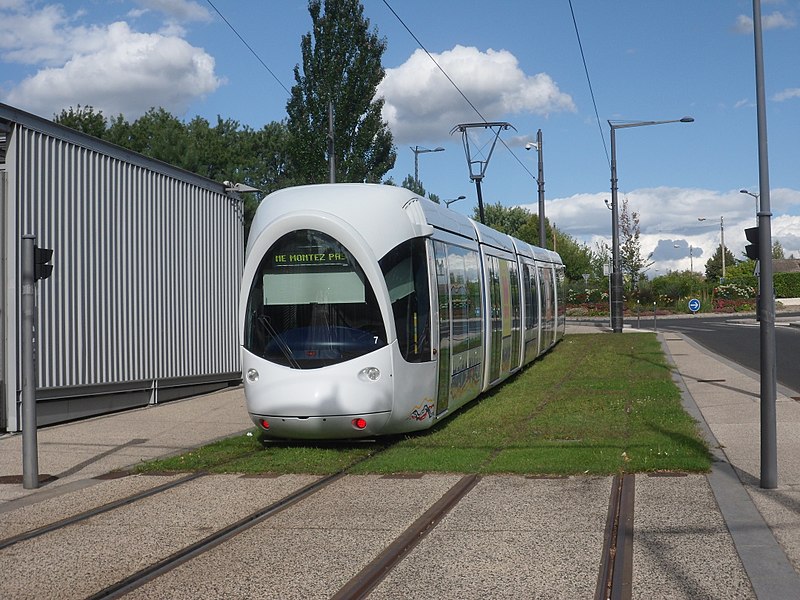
top-left (568, 0), bottom-right (610, 167)
top-left (380, 0), bottom-right (537, 182)
top-left (205, 0), bottom-right (292, 96)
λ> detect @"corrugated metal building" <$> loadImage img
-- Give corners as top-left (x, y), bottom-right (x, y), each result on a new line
top-left (1, 103), bottom-right (243, 432)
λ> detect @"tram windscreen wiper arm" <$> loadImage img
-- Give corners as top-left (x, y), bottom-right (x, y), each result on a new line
top-left (258, 316), bottom-right (301, 369)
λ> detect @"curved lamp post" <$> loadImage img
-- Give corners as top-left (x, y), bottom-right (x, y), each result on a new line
top-left (444, 195), bottom-right (466, 207)
top-left (608, 116), bottom-right (694, 333)
top-left (740, 189), bottom-right (759, 226)
top-left (411, 146), bottom-right (444, 186)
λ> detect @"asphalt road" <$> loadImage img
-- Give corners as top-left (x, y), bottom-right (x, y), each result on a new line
top-left (634, 312), bottom-right (800, 395)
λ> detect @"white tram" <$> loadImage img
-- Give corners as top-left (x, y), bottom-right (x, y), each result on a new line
top-left (240, 184), bottom-right (565, 439)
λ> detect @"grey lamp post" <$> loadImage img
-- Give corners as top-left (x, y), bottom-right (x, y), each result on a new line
top-left (608, 116), bottom-right (694, 333)
top-left (740, 189), bottom-right (759, 226)
top-left (411, 146), bottom-right (444, 186)
top-left (525, 129), bottom-right (546, 248)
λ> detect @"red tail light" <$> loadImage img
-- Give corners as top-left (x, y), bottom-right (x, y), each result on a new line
top-left (352, 418), bottom-right (367, 430)
top-left (260, 419), bottom-right (270, 430)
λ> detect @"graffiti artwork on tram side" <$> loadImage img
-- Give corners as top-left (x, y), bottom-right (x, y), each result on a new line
top-left (409, 401), bottom-right (435, 421)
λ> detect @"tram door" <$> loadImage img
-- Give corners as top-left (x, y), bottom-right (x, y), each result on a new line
top-left (433, 241), bottom-right (451, 415)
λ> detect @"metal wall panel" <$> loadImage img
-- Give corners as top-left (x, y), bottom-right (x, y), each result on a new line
top-left (5, 122), bottom-right (243, 430)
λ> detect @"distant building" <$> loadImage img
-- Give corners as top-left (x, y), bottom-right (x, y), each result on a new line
top-left (773, 259), bottom-right (800, 274)
top-left (1, 103), bottom-right (243, 432)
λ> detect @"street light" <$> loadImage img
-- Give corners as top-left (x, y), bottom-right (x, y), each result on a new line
top-left (608, 116), bottom-right (694, 333)
top-left (410, 146), bottom-right (444, 186)
top-left (525, 128), bottom-right (546, 248)
top-left (740, 189), bottom-right (759, 225)
top-left (698, 216), bottom-right (725, 279)
top-left (444, 195), bottom-right (466, 208)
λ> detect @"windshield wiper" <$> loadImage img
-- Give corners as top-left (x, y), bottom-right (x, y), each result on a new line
top-left (258, 316), bottom-right (301, 369)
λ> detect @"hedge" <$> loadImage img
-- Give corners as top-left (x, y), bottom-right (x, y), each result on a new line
top-left (726, 272), bottom-right (800, 298)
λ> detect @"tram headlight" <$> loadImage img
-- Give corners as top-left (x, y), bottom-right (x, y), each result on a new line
top-left (246, 368), bottom-right (259, 383)
top-left (358, 367), bottom-right (381, 382)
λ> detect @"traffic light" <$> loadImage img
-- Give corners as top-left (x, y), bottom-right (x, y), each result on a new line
top-left (34, 246), bottom-right (53, 280)
top-left (745, 226), bottom-right (759, 261)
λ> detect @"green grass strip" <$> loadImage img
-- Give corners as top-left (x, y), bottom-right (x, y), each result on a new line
top-left (136, 333), bottom-right (711, 476)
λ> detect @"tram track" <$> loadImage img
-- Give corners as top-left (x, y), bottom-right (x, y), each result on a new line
top-left (595, 473), bottom-right (635, 600)
top-left (331, 474), bottom-right (480, 600)
top-left (4, 470), bottom-right (641, 598)
top-left (0, 443), bottom-right (393, 599)
top-left (88, 469), bottom-right (349, 600)
top-left (0, 472), bottom-right (204, 551)
top-left (3, 443), bottom-right (642, 599)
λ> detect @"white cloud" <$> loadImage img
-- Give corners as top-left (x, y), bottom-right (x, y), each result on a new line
top-left (518, 186), bottom-right (800, 273)
top-left (734, 11), bottom-right (796, 33)
top-left (773, 215), bottom-right (800, 258)
top-left (132, 0), bottom-right (212, 22)
top-left (377, 45), bottom-right (575, 144)
top-left (774, 88), bottom-right (800, 101)
top-left (0, 3), bottom-right (221, 119)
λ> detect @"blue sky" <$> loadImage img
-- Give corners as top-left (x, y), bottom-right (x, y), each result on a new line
top-left (2, 0), bottom-right (799, 274)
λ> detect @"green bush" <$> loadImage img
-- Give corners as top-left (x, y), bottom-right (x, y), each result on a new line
top-left (775, 272), bottom-right (800, 298)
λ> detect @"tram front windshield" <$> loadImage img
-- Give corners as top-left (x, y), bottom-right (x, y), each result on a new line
top-left (244, 229), bottom-right (387, 369)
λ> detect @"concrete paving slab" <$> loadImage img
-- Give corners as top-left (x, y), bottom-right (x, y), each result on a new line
top-left (634, 474), bottom-right (754, 599)
top-left (369, 476), bottom-right (612, 599)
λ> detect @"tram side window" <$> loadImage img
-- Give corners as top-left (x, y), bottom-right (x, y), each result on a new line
top-left (379, 238), bottom-right (432, 362)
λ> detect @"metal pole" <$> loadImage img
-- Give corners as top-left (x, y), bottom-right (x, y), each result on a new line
top-left (720, 216), bottom-right (726, 279)
top-left (653, 302), bottom-right (657, 331)
top-left (609, 126), bottom-right (624, 333)
top-left (21, 235), bottom-right (39, 489)
top-left (413, 146), bottom-right (419, 185)
top-left (536, 129), bottom-right (546, 248)
top-left (327, 101), bottom-right (335, 184)
top-left (474, 178), bottom-right (486, 224)
top-left (752, 0), bottom-right (777, 489)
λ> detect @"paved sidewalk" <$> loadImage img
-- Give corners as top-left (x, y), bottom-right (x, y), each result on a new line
top-left (1, 324), bottom-right (799, 598)
top-left (0, 387), bottom-right (251, 503)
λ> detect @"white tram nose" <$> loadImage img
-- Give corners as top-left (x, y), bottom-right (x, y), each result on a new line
top-left (242, 346), bottom-right (394, 439)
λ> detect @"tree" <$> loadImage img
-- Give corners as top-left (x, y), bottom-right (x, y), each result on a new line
top-left (704, 244), bottom-right (737, 280)
top-left (476, 202), bottom-right (532, 238)
top-left (399, 174), bottom-right (440, 203)
top-left (286, 0), bottom-right (395, 184)
top-left (54, 105), bottom-right (108, 138)
top-left (772, 240), bottom-right (786, 259)
top-left (619, 197), bottom-right (652, 289)
top-left (475, 203), bottom-right (595, 281)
